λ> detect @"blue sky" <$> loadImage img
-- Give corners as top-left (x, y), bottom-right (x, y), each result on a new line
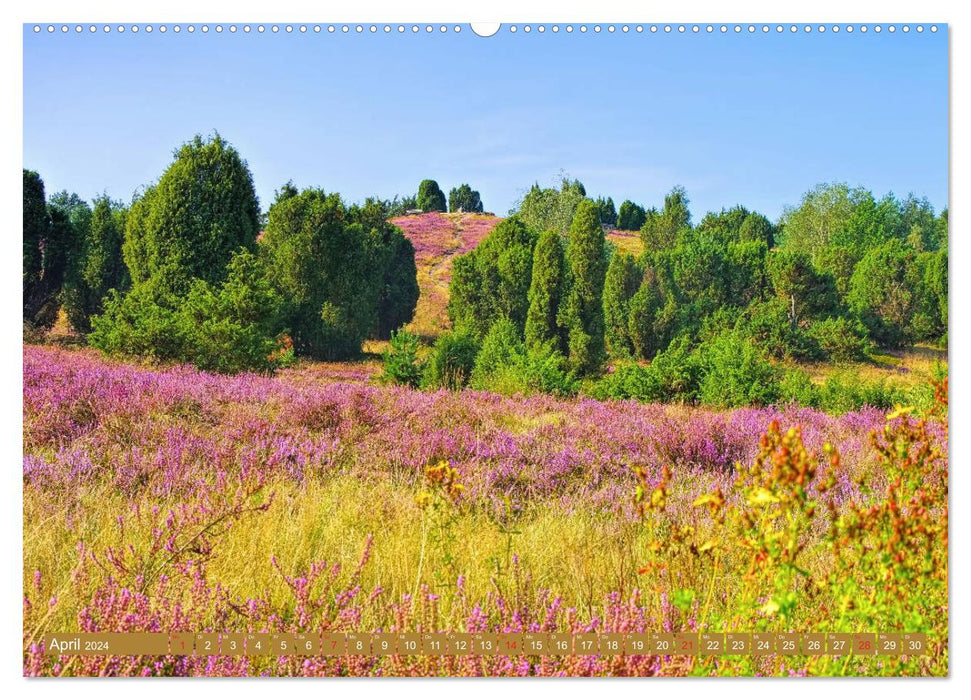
top-left (23, 25), bottom-right (948, 221)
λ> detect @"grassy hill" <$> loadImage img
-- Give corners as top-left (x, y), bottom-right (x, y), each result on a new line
top-left (390, 212), bottom-right (502, 339)
top-left (391, 212), bottom-right (645, 339)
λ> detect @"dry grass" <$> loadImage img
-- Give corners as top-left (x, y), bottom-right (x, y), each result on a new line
top-left (804, 345), bottom-right (947, 386)
top-left (23, 475), bottom-right (669, 633)
top-left (606, 229), bottom-right (645, 257)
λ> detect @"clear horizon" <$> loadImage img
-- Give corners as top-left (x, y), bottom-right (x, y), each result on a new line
top-left (23, 25), bottom-right (948, 221)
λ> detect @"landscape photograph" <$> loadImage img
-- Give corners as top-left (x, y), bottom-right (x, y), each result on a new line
top-left (22, 22), bottom-right (948, 677)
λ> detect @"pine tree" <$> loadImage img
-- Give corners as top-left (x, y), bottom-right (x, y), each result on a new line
top-left (628, 268), bottom-right (666, 359)
top-left (525, 229), bottom-right (566, 352)
top-left (616, 200), bottom-right (647, 231)
top-left (558, 199), bottom-right (607, 373)
top-left (602, 252), bottom-right (641, 357)
top-left (22, 170), bottom-right (48, 302)
top-left (417, 179), bottom-right (447, 212)
top-left (62, 196), bottom-right (129, 332)
top-left (448, 184), bottom-right (484, 213)
top-left (123, 133), bottom-right (260, 290)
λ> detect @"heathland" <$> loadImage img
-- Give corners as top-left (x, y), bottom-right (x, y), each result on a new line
top-left (23, 134), bottom-right (948, 676)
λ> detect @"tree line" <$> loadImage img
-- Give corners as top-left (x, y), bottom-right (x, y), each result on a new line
top-left (23, 133), bottom-right (427, 372)
top-left (25, 135), bottom-right (947, 410)
top-left (380, 176), bottom-right (947, 409)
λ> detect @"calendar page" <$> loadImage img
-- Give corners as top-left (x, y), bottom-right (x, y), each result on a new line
top-left (21, 12), bottom-right (949, 681)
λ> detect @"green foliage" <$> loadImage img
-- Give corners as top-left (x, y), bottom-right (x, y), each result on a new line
top-left (23, 182), bottom-right (82, 328)
top-left (422, 332), bottom-right (480, 391)
top-left (448, 216), bottom-right (536, 340)
top-left (694, 330), bottom-right (780, 408)
top-left (594, 196), bottom-right (617, 227)
top-left (260, 188), bottom-right (376, 360)
top-left (89, 276), bottom-right (187, 360)
top-left (380, 329), bottom-right (425, 388)
top-left (616, 200), bottom-right (646, 231)
top-left (767, 249), bottom-right (838, 327)
top-left (348, 198), bottom-right (420, 339)
top-left (417, 179), bottom-right (447, 212)
top-left (640, 186), bottom-right (691, 253)
top-left (524, 229), bottom-right (566, 353)
top-left (447, 184), bottom-right (484, 213)
top-left (88, 138), bottom-right (418, 371)
top-left (925, 248), bottom-right (948, 337)
top-left (602, 252), bottom-right (641, 357)
top-left (899, 194), bottom-right (942, 252)
top-left (725, 239), bottom-right (769, 305)
top-left (776, 368), bottom-right (817, 406)
top-left (777, 183), bottom-right (856, 265)
top-left (739, 211), bottom-right (776, 248)
top-left (471, 320), bottom-right (576, 397)
top-left (90, 250), bottom-right (286, 375)
top-left (515, 178), bottom-right (586, 234)
top-left (176, 250), bottom-right (287, 374)
top-left (740, 298), bottom-right (821, 362)
top-left (906, 249), bottom-right (947, 343)
top-left (591, 336), bottom-right (700, 403)
top-left (61, 196), bottom-right (129, 333)
top-left (23, 169), bottom-right (48, 300)
top-left (807, 317), bottom-right (873, 362)
top-left (669, 229), bottom-right (735, 308)
top-left (696, 206), bottom-right (766, 246)
top-left (559, 199), bottom-right (607, 374)
top-left (627, 268), bottom-right (669, 360)
top-left (847, 239), bottom-right (915, 348)
top-left (123, 133), bottom-right (260, 289)
top-left (777, 368), bottom-right (908, 414)
top-left (813, 371), bottom-right (903, 414)
top-left (511, 341), bottom-right (578, 397)
top-left (814, 245), bottom-right (857, 299)
top-left (470, 317), bottom-right (523, 388)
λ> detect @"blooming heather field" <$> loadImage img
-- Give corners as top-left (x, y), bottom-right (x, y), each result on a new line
top-left (23, 345), bottom-right (947, 676)
top-left (390, 212), bottom-right (502, 338)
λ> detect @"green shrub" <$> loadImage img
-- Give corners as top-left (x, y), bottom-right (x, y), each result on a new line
top-left (261, 188), bottom-right (378, 360)
top-left (815, 371), bottom-right (903, 414)
top-left (558, 199), bottom-right (608, 374)
top-left (176, 250), bottom-right (287, 375)
top-left (422, 332), bottom-right (480, 390)
top-left (471, 320), bottom-right (577, 397)
top-left (616, 200), bottom-right (647, 231)
top-left (647, 336), bottom-right (703, 402)
top-left (448, 217), bottom-right (536, 340)
top-left (380, 329), bottom-right (425, 388)
top-left (91, 250), bottom-right (287, 375)
top-left (89, 276), bottom-right (188, 361)
top-left (602, 252), bottom-right (641, 357)
top-left (122, 133), bottom-right (260, 288)
top-left (512, 341), bottom-right (578, 397)
top-left (591, 336), bottom-right (701, 403)
top-left (807, 317), bottom-right (873, 362)
top-left (694, 330), bottom-right (779, 408)
top-left (470, 318), bottom-right (523, 388)
top-left (777, 368), bottom-right (817, 406)
top-left (847, 239), bottom-right (914, 348)
top-left (587, 362), bottom-right (652, 402)
top-left (741, 298), bottom-right (821, 361)
top-left (448, 184), bottom-right (484, 213)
